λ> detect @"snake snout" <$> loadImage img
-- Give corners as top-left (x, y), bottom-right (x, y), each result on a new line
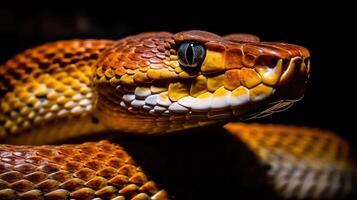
top-left (271, 56), bottom-right (310, 103)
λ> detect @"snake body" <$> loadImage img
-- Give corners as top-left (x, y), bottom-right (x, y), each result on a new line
top-left (0, 30), bottom-right (355, 199)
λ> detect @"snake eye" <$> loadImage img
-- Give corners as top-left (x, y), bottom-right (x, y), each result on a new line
top-left (178, 42), bottom-right (206, 68)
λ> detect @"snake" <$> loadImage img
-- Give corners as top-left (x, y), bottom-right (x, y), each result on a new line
top-left (0, 30), bottom-right (355, 200)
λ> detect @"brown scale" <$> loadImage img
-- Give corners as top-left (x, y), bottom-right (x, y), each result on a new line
top-left (0, 140), bottom-right (168, 200)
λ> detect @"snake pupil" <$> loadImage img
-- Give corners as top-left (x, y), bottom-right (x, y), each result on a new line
top-left (178, 42), bottom-right (206, 69)
top-left (186, 44), bottom-right (194, 65)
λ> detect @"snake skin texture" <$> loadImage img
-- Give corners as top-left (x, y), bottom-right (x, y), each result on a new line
top-left (225, 123), bottom-right (357, 199)
top-left (0, 40), bottom-right (113, 144)
top-left (0, 140), bottom-right (168, 200)
top-left (0, 30), bottom-right (355, 199)
top-left (0, 31), bottom-right (310, 141)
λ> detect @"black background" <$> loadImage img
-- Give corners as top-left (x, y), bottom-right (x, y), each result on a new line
top-left (1, 3), bottom-right (356, 199)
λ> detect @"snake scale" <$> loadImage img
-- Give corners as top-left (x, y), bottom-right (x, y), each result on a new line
top-left (0, 30), bottom-right (355, 199)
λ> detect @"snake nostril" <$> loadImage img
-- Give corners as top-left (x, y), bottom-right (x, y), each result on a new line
top-left (282, 59), bottom-right (290, 70)
top-left (269, 58), bottom-right (279, 68)
top-left (258, 57), bottom-right (280, 69)
top-left (304, 58), bottom-right (310, 67)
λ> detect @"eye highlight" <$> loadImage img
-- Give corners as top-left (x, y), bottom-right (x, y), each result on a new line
top-left (178, 42), bottom-right (206, 69)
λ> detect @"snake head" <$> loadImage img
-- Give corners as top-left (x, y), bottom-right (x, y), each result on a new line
top-left (94, 30), bottom-right (310, 134)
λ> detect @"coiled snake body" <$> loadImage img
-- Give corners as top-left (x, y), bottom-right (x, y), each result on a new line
top-left (0, 30), bottom-right (355, 199)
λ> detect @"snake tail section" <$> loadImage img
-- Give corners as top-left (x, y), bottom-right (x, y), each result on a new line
top-left (0, 140), bottom-right (168, 200)
top-left (225, 123), bottom-right (357, 199)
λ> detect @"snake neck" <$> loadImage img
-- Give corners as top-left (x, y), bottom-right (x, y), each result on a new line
top-left (0, 40), bottom-right (114, 143)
